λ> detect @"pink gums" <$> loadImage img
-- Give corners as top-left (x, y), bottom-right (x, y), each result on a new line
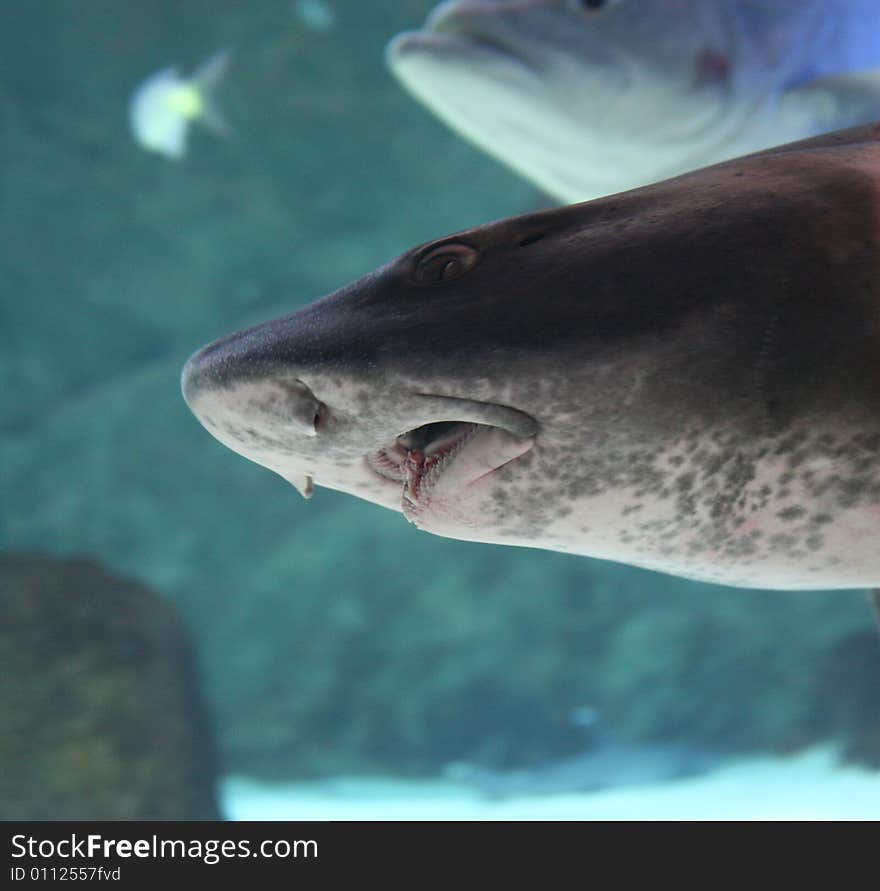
top-left (369, 424), bottom-right (535, 530)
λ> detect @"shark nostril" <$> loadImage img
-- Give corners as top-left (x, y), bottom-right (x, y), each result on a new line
top-left (313, 402), bottom-right (326, 434)
top-left (281, 379), bottom-right (324, 437)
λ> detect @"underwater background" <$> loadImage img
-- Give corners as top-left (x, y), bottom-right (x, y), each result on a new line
top-left (1, 0), bottom-right (879, 819)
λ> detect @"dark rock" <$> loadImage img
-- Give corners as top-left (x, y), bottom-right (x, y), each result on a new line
top-left (0, 554), bottom-right (220, 819)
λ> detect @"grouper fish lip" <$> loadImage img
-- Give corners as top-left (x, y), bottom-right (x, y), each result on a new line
top-left (413, 0), bottom-right (620, 74)
top-left (388, 29), bottom-right (533, 75)
top-left (183, 123), bottom-right (880, 591)
top-left (388, 0), bottom-right (624, 85)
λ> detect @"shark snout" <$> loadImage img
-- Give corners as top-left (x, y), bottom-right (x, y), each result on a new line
top-left (179, 332), bottom-right (252, 410)
top-left (182, 342), bottom-right (324, 441)
top-left (180, 343), bottom-right (213, 410)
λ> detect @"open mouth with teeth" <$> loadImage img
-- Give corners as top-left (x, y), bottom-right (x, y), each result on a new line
top-left (367, 420), bottom-right (535, 526)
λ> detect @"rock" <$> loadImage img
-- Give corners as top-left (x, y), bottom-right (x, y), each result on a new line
top-left (0, 554), bottom-right (220, 820)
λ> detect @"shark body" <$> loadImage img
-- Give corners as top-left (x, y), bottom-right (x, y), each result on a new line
top-left (183, 125), bottom-right (880, 590)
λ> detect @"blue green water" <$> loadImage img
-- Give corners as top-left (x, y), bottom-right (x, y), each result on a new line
top-left (1, 0), bottom-right (877, 813)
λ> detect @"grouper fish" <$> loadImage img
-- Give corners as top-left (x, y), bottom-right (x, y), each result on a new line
top-left (181, 124), bottom-right (880, 592)
top-left (387, 0), bottom-right (880, 202)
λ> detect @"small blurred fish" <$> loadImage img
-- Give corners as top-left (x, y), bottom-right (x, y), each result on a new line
top-left (292, 0), bottom-right (337, 33)
top-left (387, 0), bottom-right (880, 202)
top-left (128, 49), bottom-right (231, 160)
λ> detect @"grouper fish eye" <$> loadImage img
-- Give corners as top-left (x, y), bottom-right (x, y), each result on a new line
top-left (572, 0), bottom-right (621, 12)
top-left (183, 124), bottom-right (880, 596)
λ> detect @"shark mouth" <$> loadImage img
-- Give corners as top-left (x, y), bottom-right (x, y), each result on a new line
top-left (367, 420), bottom-right (534, 524)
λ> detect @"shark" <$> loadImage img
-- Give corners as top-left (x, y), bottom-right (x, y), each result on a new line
top-left (387, 0), bottom-right (880, 202)
top-left (182, 124), bottom-right (880, 593)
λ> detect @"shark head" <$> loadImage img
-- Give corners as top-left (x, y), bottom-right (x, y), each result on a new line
top-left (182, 186), bottom-right (730, 555)
top-left (183, 130), bottom-right (880, 588)
top-left (181, 206), bottom-right (604, 545)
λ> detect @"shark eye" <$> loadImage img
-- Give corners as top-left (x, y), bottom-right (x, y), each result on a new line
top-left (413, 243), bottom-right (480, 284)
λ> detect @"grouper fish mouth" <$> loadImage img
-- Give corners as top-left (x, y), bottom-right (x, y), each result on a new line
top-left (183, 124), bottom-right (880, 592)
top-left (386, 0), bottom-right (880, 203)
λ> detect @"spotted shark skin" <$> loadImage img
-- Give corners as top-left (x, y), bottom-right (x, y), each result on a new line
top-left (182, 124), bottom-right (880, 592)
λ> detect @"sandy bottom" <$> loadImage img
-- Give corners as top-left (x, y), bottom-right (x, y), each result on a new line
top-left (222, 748), bottom-right (880, 821)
